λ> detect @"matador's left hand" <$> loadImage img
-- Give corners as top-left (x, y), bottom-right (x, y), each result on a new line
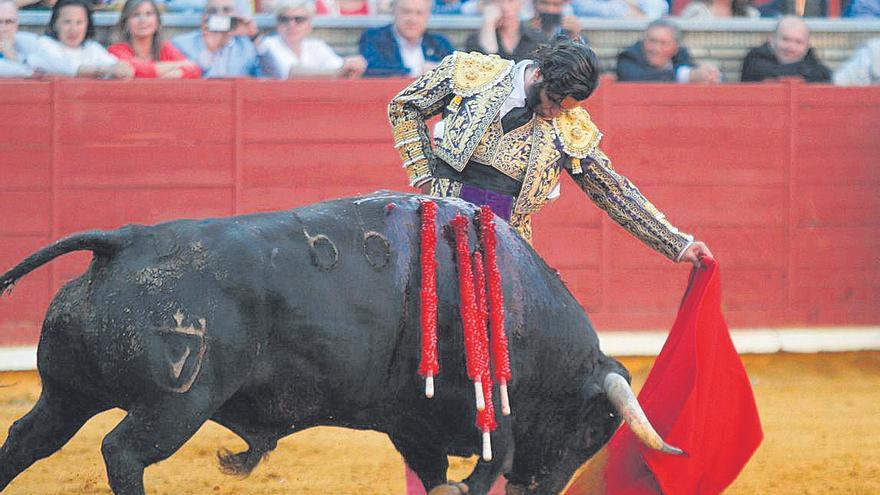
top-left (679, 241), bottom-right (713, 267)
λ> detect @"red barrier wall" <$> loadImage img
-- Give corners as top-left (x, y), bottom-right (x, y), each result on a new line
top-left (1, 78), bottom-right (878, 346)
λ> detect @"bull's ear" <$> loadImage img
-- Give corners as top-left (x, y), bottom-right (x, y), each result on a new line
top-left (580, 381), bottom-right (604, 410)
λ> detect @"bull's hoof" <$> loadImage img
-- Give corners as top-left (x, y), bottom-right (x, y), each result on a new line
top-left (427, 481), bottom-right (469, 495)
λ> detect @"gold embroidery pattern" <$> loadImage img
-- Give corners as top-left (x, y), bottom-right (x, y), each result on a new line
top-left (436, 79), bottom-right (512, 172)
top-left (452, 52), bottom-right (514, 97)
top-left (429, 178), bottom-right (463, 198)
top-left (553, 107), bottom-right (602, 162)
top-left (572, 150), bottom-right (692, 260)
top-left (471, 119), bottom-right (503, 165)
top-left (514, 119), bottom-right (562, 215)
top-left (388, 55), bottom-right (458, 186)
top-left (486, 121), bottom-right (533, 181)
top-left (508, 213), bottom-right (533, 244)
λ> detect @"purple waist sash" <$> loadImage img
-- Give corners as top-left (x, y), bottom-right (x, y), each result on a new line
top-left (458, 184), bottom-right (514, 221)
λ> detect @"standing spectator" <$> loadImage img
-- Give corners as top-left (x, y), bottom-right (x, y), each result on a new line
top-left (108, 0), bottom-right (201, 78)
top-left (171, 0), bottom-right (260, 77)
top-left (0, 0), bottom-right (39, 77)
top-left (844, 0), bottom-right (880, 16)
top-left (465, 0), bottom-right (547, 62)
top-left (616, 18), bottom-right (720, 83)
top-left (27, 0), bottom-right (133, 78)
top-left (529, 0), bottom-right (583, 40)
top-left (358, 0), bottom-right (454, 77)
top-left (740, 16), bottom-right (831, 83)
top-left (573, 0), bottom-right (668, 18)
top-left (679, 0), bottom-right (759, 17)
top-left (259, 0), bottom-right (366, 78)
top-left (833, 38), bottom-right (880, 86)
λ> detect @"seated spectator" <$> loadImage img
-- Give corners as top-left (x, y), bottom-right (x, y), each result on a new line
top-left (358, 0), bottom-right (454, 77)
top-left (680, 0), bottom-right (758, 17)
top-left (171, 0), bottom-right (260, 77)
top-left (108, 0), bottom-right (201, 78)
top-left (740, 16), bottom-right (831, 83)
top-left (616, 18), bottom-right (720, 83)
top-left (27, 0), bottom-right (133, 78)
top-left (833, 37), bottom-right (880, 86)
top-left (573, 0), bottom-right (667, 18)
top-left (464, 0), bottom-right (547, 62)
top-left (259, 0), bottom-right (366, 78)
top-left (0, 0), bottom-right (39, 77)
top-left (529, 0), bottom-right (584, 40)
top-left (844, 0), bottom-right (879, 16)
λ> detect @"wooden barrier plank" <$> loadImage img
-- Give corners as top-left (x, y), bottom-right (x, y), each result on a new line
top-left (794, 185), bottom-right (880, 228)
top-left (0, 147), bottom-right (51, 190)
top-left (55, 188), bottom-right (234, 234)
top-left (0, 192), bottom-right (51, 236)
top-left (242, 143), bottom-right (400, 189)
top-left (59, 144), bottom-right (234, 188)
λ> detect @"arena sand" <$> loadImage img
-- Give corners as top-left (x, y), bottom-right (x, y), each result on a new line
top-left (1, 351), bottom-right (878, 494)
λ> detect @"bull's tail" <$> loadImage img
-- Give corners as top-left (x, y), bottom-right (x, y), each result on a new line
top-left (0, 230), bottom-right (126, 295)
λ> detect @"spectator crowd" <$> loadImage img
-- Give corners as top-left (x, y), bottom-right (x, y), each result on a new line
top-left (0, 0), bottom-right (878, 84)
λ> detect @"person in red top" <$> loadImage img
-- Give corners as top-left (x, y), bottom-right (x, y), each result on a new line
top-left (108, 0), bottom-right (201, 78)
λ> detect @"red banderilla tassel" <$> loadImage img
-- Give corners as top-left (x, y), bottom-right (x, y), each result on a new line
top-left (480, 205), bottom-right (512, 416)
top-left (418, 200), bottom-right (438, 398)
top-left (451, 214), bottom-right (485, 411)
top-left (477, 372), bottom-right (496, 461)
top-left (473, 251), bottom-right (496, 461)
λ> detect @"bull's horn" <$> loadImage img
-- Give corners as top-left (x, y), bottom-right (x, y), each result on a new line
top-left (604, 373), bottom-right (685, 456)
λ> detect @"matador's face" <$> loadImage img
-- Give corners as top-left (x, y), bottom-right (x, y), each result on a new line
top-left (526, 72), bottom-right (582, 120)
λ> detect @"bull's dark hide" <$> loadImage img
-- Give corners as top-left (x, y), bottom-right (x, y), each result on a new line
top-left (0, 192), bottom-right (628, 495)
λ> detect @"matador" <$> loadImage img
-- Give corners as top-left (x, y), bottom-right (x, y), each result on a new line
top-left (389, 39), bottom-right (711, 264)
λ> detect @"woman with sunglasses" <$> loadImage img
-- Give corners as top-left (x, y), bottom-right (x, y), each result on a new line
top-left (259, 0), bottom-right (366, 78)
top-left (108, 0), bottom-right (201, 78)
top-left (27, 0), bottom-right (133, 78)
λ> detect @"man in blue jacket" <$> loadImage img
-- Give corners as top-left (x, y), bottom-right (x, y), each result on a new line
top-left (616, 18), bottom-right (719, 83)
top-left (359, 0), bottom-right (454, 77)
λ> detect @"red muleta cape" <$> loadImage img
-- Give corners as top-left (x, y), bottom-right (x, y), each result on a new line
top-left (566, 257), bottom-right (763, 495)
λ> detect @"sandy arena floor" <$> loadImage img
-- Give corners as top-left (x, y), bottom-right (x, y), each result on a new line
top-left (1, 351), bottom-right (878, 494)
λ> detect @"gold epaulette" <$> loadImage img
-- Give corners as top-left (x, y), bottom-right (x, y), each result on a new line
top-left (451, 52), bottom-right (514, 99)
top-left (554, 107), bottom-right (603, 174)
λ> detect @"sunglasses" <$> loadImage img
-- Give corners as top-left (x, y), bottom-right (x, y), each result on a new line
top-left (277, 15), bottom-right (310, 24)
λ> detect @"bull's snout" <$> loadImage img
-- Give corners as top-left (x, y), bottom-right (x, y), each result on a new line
top-left (604, 373), bottom-right (685, 456)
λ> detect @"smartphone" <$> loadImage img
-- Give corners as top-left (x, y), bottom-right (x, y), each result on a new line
top-left (206, 15), bottom-right (239, 32)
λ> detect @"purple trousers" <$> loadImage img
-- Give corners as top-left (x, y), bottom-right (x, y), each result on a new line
top-left (457, 184), bottom-right (514, 221)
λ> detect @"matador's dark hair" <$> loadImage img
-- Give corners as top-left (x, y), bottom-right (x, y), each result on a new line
top-left (531, 38), bottom-right (600, 103)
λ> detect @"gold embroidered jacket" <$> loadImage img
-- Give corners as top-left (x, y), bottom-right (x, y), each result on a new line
top-left (388, 51), bottom-right (693, 261)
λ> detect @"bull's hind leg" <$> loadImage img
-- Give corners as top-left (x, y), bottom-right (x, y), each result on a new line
top-left (100, 397), bottom-right (212, 495)
top-left (0, 384), bottom-right (105, 490)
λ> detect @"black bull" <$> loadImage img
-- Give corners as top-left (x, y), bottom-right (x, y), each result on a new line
top-left (0, 192), bottom-right (679, 495)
